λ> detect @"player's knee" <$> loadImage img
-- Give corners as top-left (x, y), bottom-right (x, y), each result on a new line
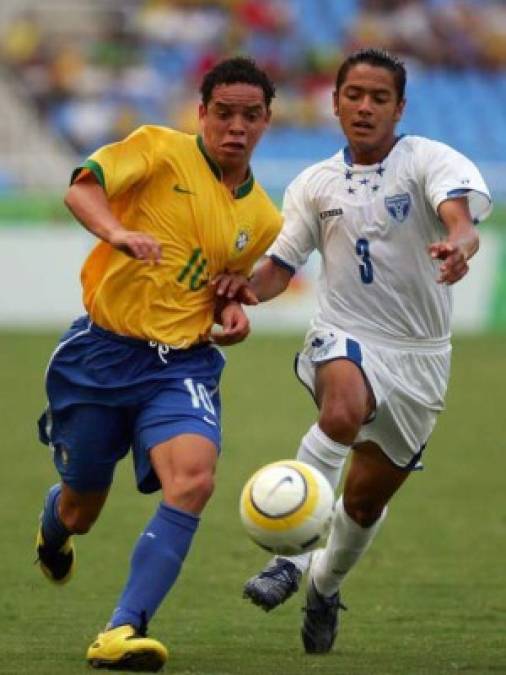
top-left (170, 470), bottom-right (215, 512)
top-left (319, 402), bottom-right (362, 444)
top-left (343, 494), bottom-right (384, 528)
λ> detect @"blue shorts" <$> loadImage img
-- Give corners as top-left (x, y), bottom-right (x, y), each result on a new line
top-left (38, 316), bottom-right (225, 494)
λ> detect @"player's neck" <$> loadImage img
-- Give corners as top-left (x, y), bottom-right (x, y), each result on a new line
top-left (346, 135), bottom-right (399, 166)
top-left (222, 167), bottom-right (250, 194)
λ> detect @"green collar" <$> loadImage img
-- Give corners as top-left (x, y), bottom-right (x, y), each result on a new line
top-left (196, 135), bottom-right (254, 199)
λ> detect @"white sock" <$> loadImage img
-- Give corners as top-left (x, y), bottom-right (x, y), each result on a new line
top-left (277, 425), bottom-right (351, 574)
top-left (296, 423), bottom-right (351, 492)
top-left (311, 495), bottom-right (387, 596)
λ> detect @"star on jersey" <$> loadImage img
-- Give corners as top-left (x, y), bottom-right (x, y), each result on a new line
top-left (342, 158), bottom-right (386, 199)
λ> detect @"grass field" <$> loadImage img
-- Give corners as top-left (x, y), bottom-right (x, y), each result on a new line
top-left (0, 332), bottom-right (505, 675)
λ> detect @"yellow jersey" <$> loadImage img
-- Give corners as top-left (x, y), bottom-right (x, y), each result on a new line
top-left (73, 125), bottom-right (282, 347)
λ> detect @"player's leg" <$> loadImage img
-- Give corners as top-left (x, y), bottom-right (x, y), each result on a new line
top-left (88, 351), bottom-right (224, 672)
top-left (37, 482), bottom-right (108, 584)
top-left (36, 403), bottom-right (130, 584)
top-left (244, 357), bottom-right (374, 609)
top-left (302, 440), bottom-right (409, 653)
top-left (108, 434), bottom-right (216, 630)
top-left (88, 434), bottom-right (217, 671)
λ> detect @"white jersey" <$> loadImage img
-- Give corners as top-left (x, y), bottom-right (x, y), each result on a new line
top-left (268, 135), bottom-right (492, 347)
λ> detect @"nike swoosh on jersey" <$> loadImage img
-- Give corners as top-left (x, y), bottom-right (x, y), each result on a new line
top-left (203, 415), bottom-right (217, 426)
top-left (173, 184), bottom-right (196, 195)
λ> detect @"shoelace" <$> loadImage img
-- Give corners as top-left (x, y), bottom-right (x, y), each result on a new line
top-left (261, 564), bottom-right (297, 585)
top-left (304, 596), bottom-right (348, 614)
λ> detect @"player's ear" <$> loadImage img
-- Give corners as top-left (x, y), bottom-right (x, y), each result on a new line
top-left (394, 98), bottom-right (406, 122)
top-left (332, 90), bottom-right (340, 118)
top-left (198, 103), bottom-right (207, 121)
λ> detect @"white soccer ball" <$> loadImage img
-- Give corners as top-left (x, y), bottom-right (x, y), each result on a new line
top-left (239, 460), bottom-right (334, 556)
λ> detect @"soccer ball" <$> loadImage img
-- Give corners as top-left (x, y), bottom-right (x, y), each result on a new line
top-left (239, 460), bottom-right (334, 556)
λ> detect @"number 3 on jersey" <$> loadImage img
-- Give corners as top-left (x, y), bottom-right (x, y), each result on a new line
top-left (356, 238), bottom-right (374, 284)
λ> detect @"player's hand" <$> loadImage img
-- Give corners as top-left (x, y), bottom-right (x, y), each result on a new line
top-left (210, 273), bottom-right (259, 305)
top-left (109, 229), bottom-right (162, 263)
top-left (428, 241), bottom-right (469, 285)
top-left (211, 301), bottom-right (250, 346)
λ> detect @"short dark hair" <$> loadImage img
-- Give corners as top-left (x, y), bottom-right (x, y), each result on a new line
top-left (335, 48), bottom-right (406, 102)
top-left (200, 56), bottom-right (276, 109)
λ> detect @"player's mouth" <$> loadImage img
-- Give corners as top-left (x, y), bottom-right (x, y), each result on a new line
top-left (352, 120), bottom-right (375, 132)
top-left (222, 141), bottom-right (246, 153)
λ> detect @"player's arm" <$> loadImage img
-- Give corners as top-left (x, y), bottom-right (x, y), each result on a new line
top-left (428, 196), bottom-right (479, 284)
top-left (212, 256), bottom-right (293, 304)
top-left (211, 299), bottom-right (250, 346)
top-left (250, 256), bottom-right (293, 301)
top-left (65, 172), bottom-right (161, 262)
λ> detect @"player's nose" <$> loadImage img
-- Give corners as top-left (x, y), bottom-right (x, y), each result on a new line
top-left (357, 95), bottom-right (374, 113)
top-left (228, 114), bottom-right (247, 133)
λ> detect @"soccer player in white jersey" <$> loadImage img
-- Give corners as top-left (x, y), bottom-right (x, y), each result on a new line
top-left (213, 48), bottom-right (492, 654)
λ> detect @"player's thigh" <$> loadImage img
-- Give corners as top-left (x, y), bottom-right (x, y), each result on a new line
top-left (49, 403), bottom-right (132, 493)
top-left (133, 373), bottom-right (222, 494)
top-left (343, 441), bottom-right (410, 522)
top-left (315, 358), bottom-right (375, 419)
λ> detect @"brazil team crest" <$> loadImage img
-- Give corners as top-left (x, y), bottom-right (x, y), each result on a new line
top-left (385, 193), bottom-right (411, 223)
top-left (235, 229), bottom-right (250, 251)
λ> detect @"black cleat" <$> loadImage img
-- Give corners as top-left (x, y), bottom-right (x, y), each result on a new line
top-left (301, 580), bottom-right (347, 654)
top-left (35, 526), bottom-right (75, 584)
top-left (243, 558), bottom-right (302, 611)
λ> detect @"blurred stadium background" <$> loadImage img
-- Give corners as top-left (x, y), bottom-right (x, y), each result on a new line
top-left (0, 0), bottom-right (505, 331)
top-left (1, 4), bottom-right (505, 674)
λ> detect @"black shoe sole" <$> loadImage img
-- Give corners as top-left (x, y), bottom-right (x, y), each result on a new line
top-left (88, 651), bottom-right (165, 672)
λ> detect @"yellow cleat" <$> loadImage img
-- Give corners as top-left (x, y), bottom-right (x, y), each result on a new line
top-left (35, 526), bottom-right (75, 585)
top-left (87, 625), bottom-right (169, 672)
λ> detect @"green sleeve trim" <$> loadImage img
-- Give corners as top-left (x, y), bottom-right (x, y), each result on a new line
top-left (70, 159), bottom-right (106, 189)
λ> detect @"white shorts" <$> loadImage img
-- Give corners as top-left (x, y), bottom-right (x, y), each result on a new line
top-left (295, 327), bottom-right (452, 469)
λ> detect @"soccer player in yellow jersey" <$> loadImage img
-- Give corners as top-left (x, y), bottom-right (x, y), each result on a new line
top-left (35, 57), bottom-right (281, 672)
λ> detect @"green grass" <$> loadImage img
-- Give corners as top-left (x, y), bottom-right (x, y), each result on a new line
top-left (0, 332), bottom-right (505, 675)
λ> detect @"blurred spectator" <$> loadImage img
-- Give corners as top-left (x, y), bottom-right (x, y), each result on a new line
top-left (1, 0), bottom-right (505, 155)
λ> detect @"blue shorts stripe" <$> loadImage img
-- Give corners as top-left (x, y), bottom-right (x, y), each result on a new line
top-left (346, 338), bottom-right (363, 366)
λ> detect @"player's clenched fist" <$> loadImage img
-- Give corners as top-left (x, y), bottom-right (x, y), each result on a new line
top-left (109, 229), bottom-right (162, 263)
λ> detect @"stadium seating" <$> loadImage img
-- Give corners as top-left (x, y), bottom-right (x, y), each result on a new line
top-left (0, 0), bottom-right (505, 191)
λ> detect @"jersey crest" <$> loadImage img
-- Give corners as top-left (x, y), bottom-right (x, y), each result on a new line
top-left (235, 228), bottom-right (251, 251)
top-left (385, 193), bottom-right (411, 223)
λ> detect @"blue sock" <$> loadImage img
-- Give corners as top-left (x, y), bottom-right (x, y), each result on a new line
top-left (41, 483), bottom-right (71, 550)
top-left (109, 502), bottom-right (200, 630)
